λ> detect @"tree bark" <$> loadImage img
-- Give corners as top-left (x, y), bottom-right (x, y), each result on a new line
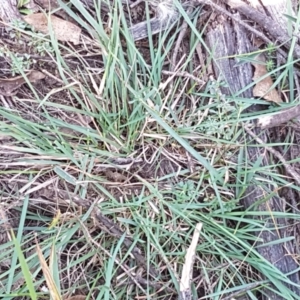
top-left (0, 0), bottom-right (22, 23)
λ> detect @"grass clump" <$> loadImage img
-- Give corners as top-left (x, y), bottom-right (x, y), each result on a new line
top-left (0, 0), bottom-right (300, 299)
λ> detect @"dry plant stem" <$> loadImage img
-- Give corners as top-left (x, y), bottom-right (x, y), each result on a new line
top-left (244, 126), bottom-right (300, 186)
top-left (161, 69), bottom-right (205, 86)
top-left (221, 281), bottom-right (267, 300)
top-left (120, 276), bottom-right (176, 294)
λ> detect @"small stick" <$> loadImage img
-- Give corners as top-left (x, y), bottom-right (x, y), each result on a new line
top-left (171, 4), bottom-right (194, 71)
top-left (256, 105), bottom-right (300, 129)
top-left (179, 223), bottom-right (203, 300)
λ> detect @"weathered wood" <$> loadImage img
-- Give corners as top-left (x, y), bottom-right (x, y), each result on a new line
top-left (259, 0), bottom-right (296, 30)
top-left (205, 11), bottom-right (300, 300)
top-left (0, 0), bottom-right (22, 22)
top-left (256, 104), bottom-right (300, 129)
top-left (224, 0), bottom-right (300, 59)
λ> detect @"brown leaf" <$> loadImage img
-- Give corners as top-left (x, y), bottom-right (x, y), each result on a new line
top-left (28, 70), bottom-right (46, 82)
top-left (24, 13), bottom-right (81, 45)
top-left (252, 53), bottom-right (282, 103)
top-left (0, 70), bottom-right (45, 96)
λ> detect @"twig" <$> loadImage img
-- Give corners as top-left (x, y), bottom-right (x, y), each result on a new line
top-left (256, 105), bottom-right (300, 129)
top-left (171, 5), bottom-right (194, 71)
top-left (178, 223), bottom-right (202, 300)
top-left (221, 281), bottom-right (267, 300)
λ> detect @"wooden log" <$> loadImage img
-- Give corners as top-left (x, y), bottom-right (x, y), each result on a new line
top-left (0, 0), bottom-right (22, 22)
top-left (205, 10), bottom-right (300, 299)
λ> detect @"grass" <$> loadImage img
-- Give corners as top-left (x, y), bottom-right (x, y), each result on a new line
top-left (0, 0), bottom-right (300, 299)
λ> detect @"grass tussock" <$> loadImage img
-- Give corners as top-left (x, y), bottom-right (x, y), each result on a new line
top-left (0, 0), bottom-right (300, 299)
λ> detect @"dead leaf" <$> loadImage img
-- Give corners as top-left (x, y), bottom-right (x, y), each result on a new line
top-left (28, 70), bottom-right (46, 82)
top-left (24, 13), bottom-right (81, 45)
top-left (106, 170), bottom-right (128, 182)
top-left (0, 70), bottom-right (45, 96)
top-left (252, 53), bottom-right (282, 103)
